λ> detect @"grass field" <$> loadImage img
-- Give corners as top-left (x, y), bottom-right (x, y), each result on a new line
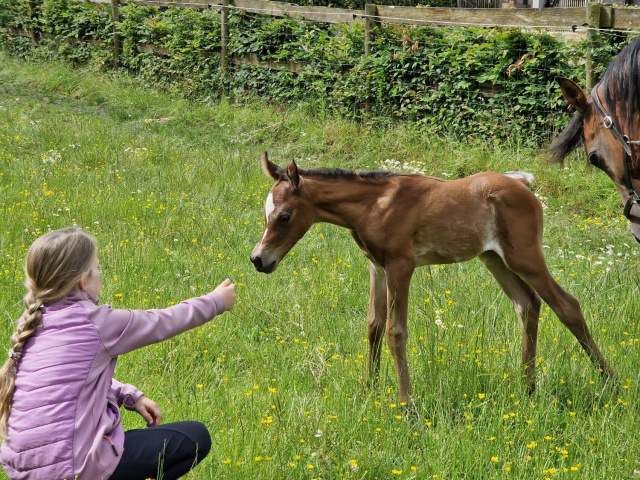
top-left (1, 53), bottom-right (639, 479)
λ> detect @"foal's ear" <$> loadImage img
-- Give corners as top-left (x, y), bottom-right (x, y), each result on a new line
top-left (287, 160), bottom-right (300, 189)
top-left (556, 77), bottom-right (589, 114)
top-left (261, 152), bottom-right (280, 180)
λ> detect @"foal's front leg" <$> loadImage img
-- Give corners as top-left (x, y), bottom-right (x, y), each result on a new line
top-left (366, 261), bottom-right (387, 385)
top-left (385, 258), bottom-right (416, 405)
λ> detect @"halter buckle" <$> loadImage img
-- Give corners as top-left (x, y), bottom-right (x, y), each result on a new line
top-left (623, 191), bottom-right (640, 220)
top-left (603, 116), bottom-right (613, 129)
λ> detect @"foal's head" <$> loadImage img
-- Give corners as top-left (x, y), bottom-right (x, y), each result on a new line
top-left (250, 153), bottom-right (315, 273)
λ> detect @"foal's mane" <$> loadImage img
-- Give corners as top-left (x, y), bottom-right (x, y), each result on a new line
top-left (548, 36), bottom-right (640, 164)
top-left (298, 167), bottom-right (415, 180)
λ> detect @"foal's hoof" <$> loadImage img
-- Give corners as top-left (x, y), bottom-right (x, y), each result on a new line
top-left (398, 399), bottom-right (420, 423)
top-left (603, 372), bottom-right (621, 395)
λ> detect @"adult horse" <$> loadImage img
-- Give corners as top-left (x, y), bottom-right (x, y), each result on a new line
top-left (550, 37), bottom-right (640, 242)
top-left (250, 153), bottom-right (616, 405)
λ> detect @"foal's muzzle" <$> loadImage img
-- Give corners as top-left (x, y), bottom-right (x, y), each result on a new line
top-left (250, 255), bottom-right (278, 273)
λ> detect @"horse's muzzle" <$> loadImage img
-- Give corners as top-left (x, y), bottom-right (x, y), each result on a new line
top-left (630, 223), bottom-right (640, 244)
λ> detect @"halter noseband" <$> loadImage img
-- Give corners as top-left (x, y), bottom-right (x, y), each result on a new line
top-left (590, 83), bottom-right (640, 220)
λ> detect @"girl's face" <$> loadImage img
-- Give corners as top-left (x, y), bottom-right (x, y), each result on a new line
top-left (79, 255), bottom-right (102, 298)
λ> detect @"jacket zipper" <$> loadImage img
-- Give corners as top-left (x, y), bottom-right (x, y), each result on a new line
top-left (104, 435), bottom-right (119, 457)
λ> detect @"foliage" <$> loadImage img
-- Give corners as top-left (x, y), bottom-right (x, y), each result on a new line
top-left (117, 4), bottom-right (223, 96)
top-left (0, 0), bottom-right (636, 143)
top-left (332, 26), bottom-right (585, 141)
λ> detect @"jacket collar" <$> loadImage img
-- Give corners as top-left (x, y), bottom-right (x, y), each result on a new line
top-left (42, 290), bottom-right (99, 312)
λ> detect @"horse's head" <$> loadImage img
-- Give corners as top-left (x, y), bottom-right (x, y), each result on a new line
top-left (250, 152), bottom-right (316, 273)
top-left (554, 77), bottom-right (640, 242)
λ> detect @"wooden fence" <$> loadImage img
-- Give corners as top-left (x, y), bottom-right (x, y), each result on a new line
top-left (7, 0), bottom-right (640, 89)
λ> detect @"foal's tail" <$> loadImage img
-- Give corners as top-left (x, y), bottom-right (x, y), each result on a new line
top-left (501, 171), bottom-right (534, 188)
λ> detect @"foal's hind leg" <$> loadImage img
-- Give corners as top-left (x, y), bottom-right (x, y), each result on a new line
top-left (504, 249), bottom-right (617, 382)
top-left (366, 261), bottom-right (387, 385)
top-left (480, 251), bottom-right (542, 393)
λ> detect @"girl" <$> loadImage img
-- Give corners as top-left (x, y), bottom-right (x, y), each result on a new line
top-left (0, 227), bottom-right (236, 480)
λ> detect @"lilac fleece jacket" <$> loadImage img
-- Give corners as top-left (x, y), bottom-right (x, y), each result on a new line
top-left (0, 289), bottom-right (225, 480)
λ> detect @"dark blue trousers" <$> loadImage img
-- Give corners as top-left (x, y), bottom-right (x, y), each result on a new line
top-left (109, 421), bottom-right (211, 480)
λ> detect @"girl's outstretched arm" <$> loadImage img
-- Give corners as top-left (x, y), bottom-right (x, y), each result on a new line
top-left (83, 279), bottom-right (235, 356)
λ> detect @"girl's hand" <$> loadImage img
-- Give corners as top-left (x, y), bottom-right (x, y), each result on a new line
top-left (214, 279), bottom-right (236, 311)
top-left (134, 396), bottom-right (162, 427)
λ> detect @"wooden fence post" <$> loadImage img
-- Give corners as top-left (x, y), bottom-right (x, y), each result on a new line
top-left (220, 0), bottom-right (229, 75)
top-left (110, 0), bottom-right (121, 67)
top-left (363, 4), bottom-right (377, 114)
top-left (585, 2), bottom-right (601, 92)
top-left (364, 4), bottom-right (377, 56)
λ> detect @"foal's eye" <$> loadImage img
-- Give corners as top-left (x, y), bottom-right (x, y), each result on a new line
top-left (279, 214), bottom-right (291, 224)
top-left (588, 152), bottom-right (601, 167)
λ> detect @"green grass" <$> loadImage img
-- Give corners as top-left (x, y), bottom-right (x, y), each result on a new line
top-left (1, 53), bottom-right (640, 479)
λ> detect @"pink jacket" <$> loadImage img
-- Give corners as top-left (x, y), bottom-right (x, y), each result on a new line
top-left (0, 289), bottom-right (225, 480)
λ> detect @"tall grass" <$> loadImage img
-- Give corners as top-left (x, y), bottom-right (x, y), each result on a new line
top-left (1, 54), bottom-right (639, 479)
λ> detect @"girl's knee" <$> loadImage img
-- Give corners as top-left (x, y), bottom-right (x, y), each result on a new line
top-left (187, 421), bottom-right (211, 461)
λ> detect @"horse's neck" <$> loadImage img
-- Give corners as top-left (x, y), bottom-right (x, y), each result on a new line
top-left (304, 175), bottom-right (391, 229)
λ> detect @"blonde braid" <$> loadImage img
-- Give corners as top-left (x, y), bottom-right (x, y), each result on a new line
top-left (0, 293), bottom-right (43, 440)
top-left (0, 228), bottom-right (96, 441)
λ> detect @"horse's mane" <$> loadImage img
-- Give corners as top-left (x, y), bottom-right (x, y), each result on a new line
top-left (600, 36), bottom-right (640, 131)
top-left (547, 112), bottom-right (584, 164)
top-left (298, 167), bottom-right (414, 179)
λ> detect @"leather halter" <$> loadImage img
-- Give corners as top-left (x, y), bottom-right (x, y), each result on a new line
top-left (590, 83), bottom-right (640, 221)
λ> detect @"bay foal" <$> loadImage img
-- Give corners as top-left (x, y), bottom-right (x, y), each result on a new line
top-left (250, 153), bottom-right (616, 404)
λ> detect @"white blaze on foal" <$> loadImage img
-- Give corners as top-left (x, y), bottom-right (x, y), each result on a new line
top-left (260, 192), bottom-right (276, 244)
